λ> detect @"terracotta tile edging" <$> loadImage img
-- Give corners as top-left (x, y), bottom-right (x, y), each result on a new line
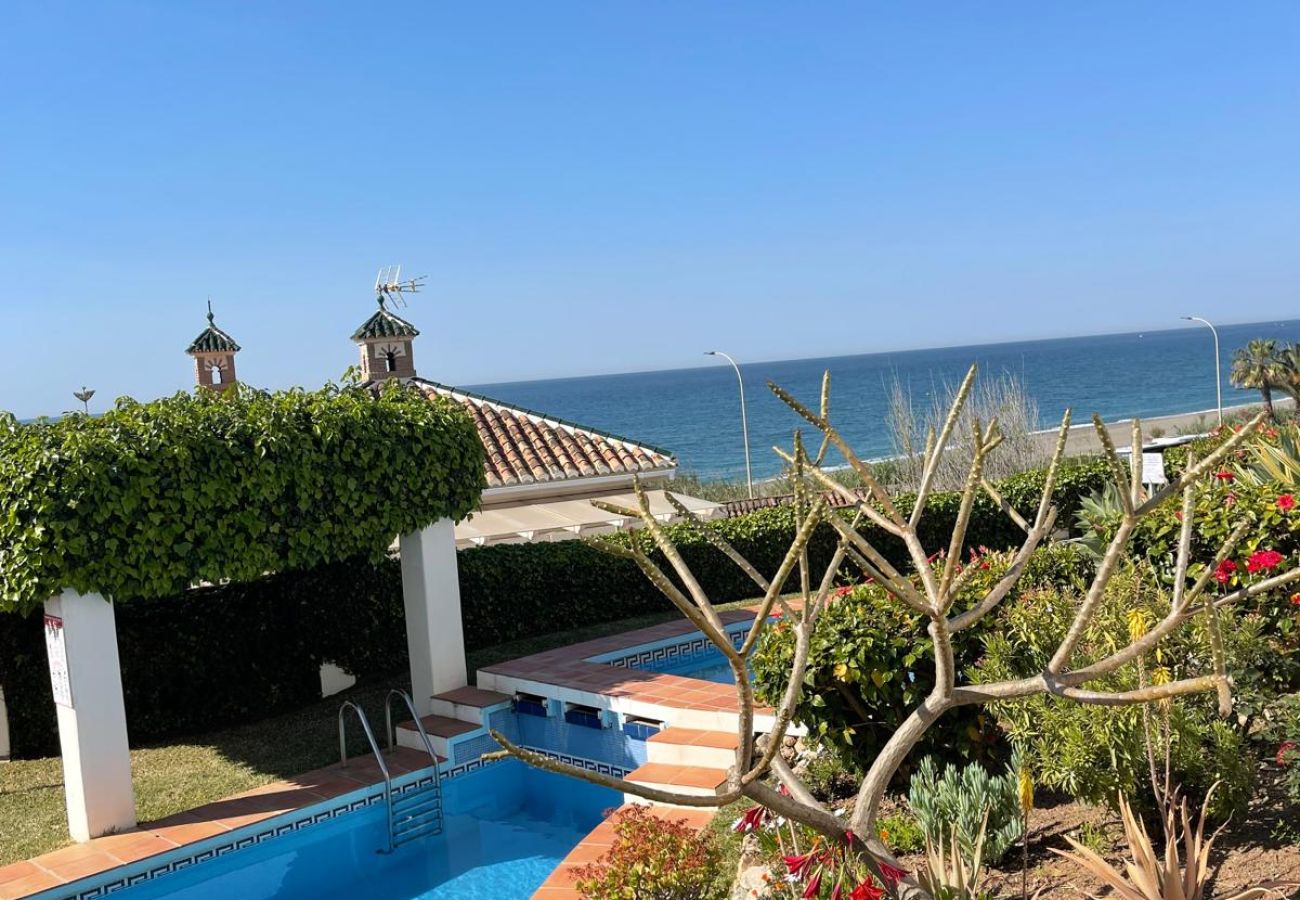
top-left (7, 748), bottom-right (436, 900)
top-left (530, 804), bottom-right (716, 899)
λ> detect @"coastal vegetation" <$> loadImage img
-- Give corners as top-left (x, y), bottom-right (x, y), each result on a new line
top-left (1230, 337), bottom-right (1300, 419)
top-left (509, 365), bottom-right (1300, 900)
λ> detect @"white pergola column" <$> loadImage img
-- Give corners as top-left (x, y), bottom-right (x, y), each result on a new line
top-left (399, 518), bottom-right (467, 715)
top-left (44, 590), bottom-right (136, 841)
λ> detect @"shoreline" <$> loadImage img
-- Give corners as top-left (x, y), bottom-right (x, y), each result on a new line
top-left (1031, 396), bottom-right (1294, 456)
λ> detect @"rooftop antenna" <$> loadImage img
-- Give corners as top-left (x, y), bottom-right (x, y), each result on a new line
top-left (73, 386), bottom-right (96, 415)
top-left (374, 265), bottom-right (426, 309)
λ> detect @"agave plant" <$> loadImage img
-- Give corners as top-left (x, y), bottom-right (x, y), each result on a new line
top-left (1238, 424), bottom-right (1300, 489)
top-left (916, 812), bottom-right (993, 900)
top-left (1052, 787), bottom-right (1290, 900)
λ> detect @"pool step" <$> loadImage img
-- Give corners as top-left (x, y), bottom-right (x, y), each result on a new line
top-left (394, 714), bottom-right (479, 758)
top-left (646, 728), bottom-right (740, 769)
top-left (429, 686), bottom-right (512, 726)
top-left (623, 762), bottom-right (729, 808)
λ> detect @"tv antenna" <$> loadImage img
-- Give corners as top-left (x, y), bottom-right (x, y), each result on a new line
top-left (374, 265), bottom-right (426, 309)
top-left (73, 386), bottom-right (96, 414)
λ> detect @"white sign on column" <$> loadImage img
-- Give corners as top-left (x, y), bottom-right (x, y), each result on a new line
top-left (45, 590), bottom-right (136, 841)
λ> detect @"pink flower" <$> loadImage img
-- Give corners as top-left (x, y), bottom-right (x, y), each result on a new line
top-left (1290, 593), bottom-right (1300, 607)
top-left (1214, 559), bottom-right (1238, 584)
top-left (1246, 549), bottom-right (1284, 573)
top-left (1280, 741), bottom-right (1297, 767)
top-left (1278, 494), bottom-right (1296, 512)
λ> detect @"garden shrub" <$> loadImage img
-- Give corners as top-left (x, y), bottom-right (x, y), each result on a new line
top-left (977, 564), bottom-right (1260, 819)
top-left (0, 456), bottom-right (1110, 759)
top-left (0, 382), bottom-right (485, 614)
top-left (907, 756), bottom-right (1024, 866)
top-left (751, 543), bottom-right (1094, 774)
top-left (575, 805), bottom-right (726, 900)
top-left (1261, 692), bottom-right (1300, 805)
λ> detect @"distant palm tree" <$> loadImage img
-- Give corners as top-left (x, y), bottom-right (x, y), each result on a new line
top-left (1270, 343), bottom-right (1300, 409)
top-left (1230, 339), bottom-right (1281, 419)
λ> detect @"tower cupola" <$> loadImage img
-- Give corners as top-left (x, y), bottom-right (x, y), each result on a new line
top-left (351, 296), bottom-right (419, 381)
top-left (186, 302), bottom-right (240, 392)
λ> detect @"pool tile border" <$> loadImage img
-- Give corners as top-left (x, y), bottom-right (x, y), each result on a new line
top-left (20, 749), bottom-right (622, 900)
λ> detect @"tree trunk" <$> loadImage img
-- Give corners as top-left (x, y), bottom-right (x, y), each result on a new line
top-left (1261, 384), bottom-right (1276, 421)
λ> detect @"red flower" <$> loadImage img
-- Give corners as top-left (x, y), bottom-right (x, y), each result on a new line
top-left (1214, 470), bottom-right (1235, 482)
top-left (878, 862), bottom-right (910, 886)
top-left (851, 877), bottom-right (885, 900)
top-left (732, 804), bottom-right (770, 834)
top-left (1214, 559), bottom-right (1237, 584)
top-left (1280, 741), bottom-right (1297, 767)
top-left (1290, 593), bottom-right (1300, 606)
top-left (834, 585), bottom-right (854, 599)
top-left (1246, 549), bottom-right (1284, 573)
top-left (1279, 494), bottom-right (1296, 512)
top-left (784, 852), bottom-right (816, 880)
top-left (802, 872), bottom-right (822, 898)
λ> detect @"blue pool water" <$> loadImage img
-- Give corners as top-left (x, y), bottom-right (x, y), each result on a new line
top-left (636, 645), bottom-right (753, 685)
top-left (110, 761), bottom-right (619, 900)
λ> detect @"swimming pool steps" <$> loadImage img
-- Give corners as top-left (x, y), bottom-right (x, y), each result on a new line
top-left (393, 714), bottom-right (478, 758)
top-left (645, 727), bottom-right (739, 769)
top-left (427, 686), bottom-right (512, 726)
top-left (624, 761), bottom-right (729, 807)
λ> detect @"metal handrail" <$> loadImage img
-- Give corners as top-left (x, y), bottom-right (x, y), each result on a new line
top-left (384, 690), bottom-right (444, 792)
top-left (338, 700), bottom-right (394, 853)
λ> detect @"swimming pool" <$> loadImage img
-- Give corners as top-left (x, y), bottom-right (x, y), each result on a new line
top-left (82, 760), bottom-right (618, 900)
top-left (648, 651), bottom-right (736, 684)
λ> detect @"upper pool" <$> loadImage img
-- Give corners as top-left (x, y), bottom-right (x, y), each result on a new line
top-left (99, 760), bottom-right (618, 900)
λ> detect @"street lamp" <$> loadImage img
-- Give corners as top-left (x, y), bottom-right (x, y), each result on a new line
top-left (705, 350), bottom-right (753, 498)
top-left (1181, 316), bottom-right (1222, 427)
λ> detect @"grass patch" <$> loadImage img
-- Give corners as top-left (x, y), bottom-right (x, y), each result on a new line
top-left (1, 601), bottom-right (759, 866)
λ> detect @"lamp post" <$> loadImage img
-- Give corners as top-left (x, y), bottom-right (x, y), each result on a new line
top-left (705, 350), bottom-right (753, 498)
top-left (72, 387), bottom-right (95, 415)
top-left (1180, 316), bottom-right (1222, 427)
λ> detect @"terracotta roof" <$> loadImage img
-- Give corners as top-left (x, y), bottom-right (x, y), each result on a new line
top-left (186, 309), bottom-right (240, 354)
top-left (351, 299), bottom-right (420, 341)
top-left (411, 378), bottom-right (676, 489)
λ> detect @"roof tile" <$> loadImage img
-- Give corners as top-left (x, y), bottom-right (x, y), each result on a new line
top-left (414, 379), bottom-right (675, 488)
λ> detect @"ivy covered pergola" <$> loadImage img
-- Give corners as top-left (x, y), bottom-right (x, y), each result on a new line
top-left (0, 382), bottom-right (485, 841)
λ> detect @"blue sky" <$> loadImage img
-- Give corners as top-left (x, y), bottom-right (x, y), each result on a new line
top-left (1, 3), bottom-right (1298, 418)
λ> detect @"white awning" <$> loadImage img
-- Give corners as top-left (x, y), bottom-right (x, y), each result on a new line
top-left (454, 489), bottom-right (724, 549)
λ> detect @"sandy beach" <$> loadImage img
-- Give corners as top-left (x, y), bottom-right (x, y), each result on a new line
top-left (1037, 396), bottom-right (1294, 457)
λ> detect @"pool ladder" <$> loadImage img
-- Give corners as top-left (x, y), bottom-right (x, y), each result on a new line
top-left (338, 690), bottom-right (445, 853)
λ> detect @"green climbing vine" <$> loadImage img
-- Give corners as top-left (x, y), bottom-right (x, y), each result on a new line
top-left (0, 381), bottom-right (485, 613)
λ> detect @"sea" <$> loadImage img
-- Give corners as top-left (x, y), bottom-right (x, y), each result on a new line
top-left (469, 320), bottom-right (1300, 481)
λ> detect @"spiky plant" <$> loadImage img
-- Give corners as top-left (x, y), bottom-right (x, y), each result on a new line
top-left (1052, 787), bottom-right (1293, 900)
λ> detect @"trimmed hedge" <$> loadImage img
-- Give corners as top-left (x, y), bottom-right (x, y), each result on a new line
top-left (0, 382), bottom-right (485, 614)
top-left (0, 457), bottom-right (1110, 758)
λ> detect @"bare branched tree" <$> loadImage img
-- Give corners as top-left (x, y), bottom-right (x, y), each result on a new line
top-left (489, 364), bottom-right (1300, 899)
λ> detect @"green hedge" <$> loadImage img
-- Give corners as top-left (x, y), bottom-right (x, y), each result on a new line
top-left (0, 382), bottom-right (486, 614)
top-left (0, 457), bottom-right (1110, 758)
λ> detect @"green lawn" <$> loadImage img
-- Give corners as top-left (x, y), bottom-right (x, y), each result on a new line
top-left (1, 605), bottom-right (740, 866)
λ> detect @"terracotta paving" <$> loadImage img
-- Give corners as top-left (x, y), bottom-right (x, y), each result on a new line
top-left (481, 608), bottom-right (774, 716)
top-left (0, 747), bottom-right (434, 900)
top-left (531, 804), bottom-right (715, 898)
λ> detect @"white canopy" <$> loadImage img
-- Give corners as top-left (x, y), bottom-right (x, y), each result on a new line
top-left (455, 489), bottom-right (723, 549)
